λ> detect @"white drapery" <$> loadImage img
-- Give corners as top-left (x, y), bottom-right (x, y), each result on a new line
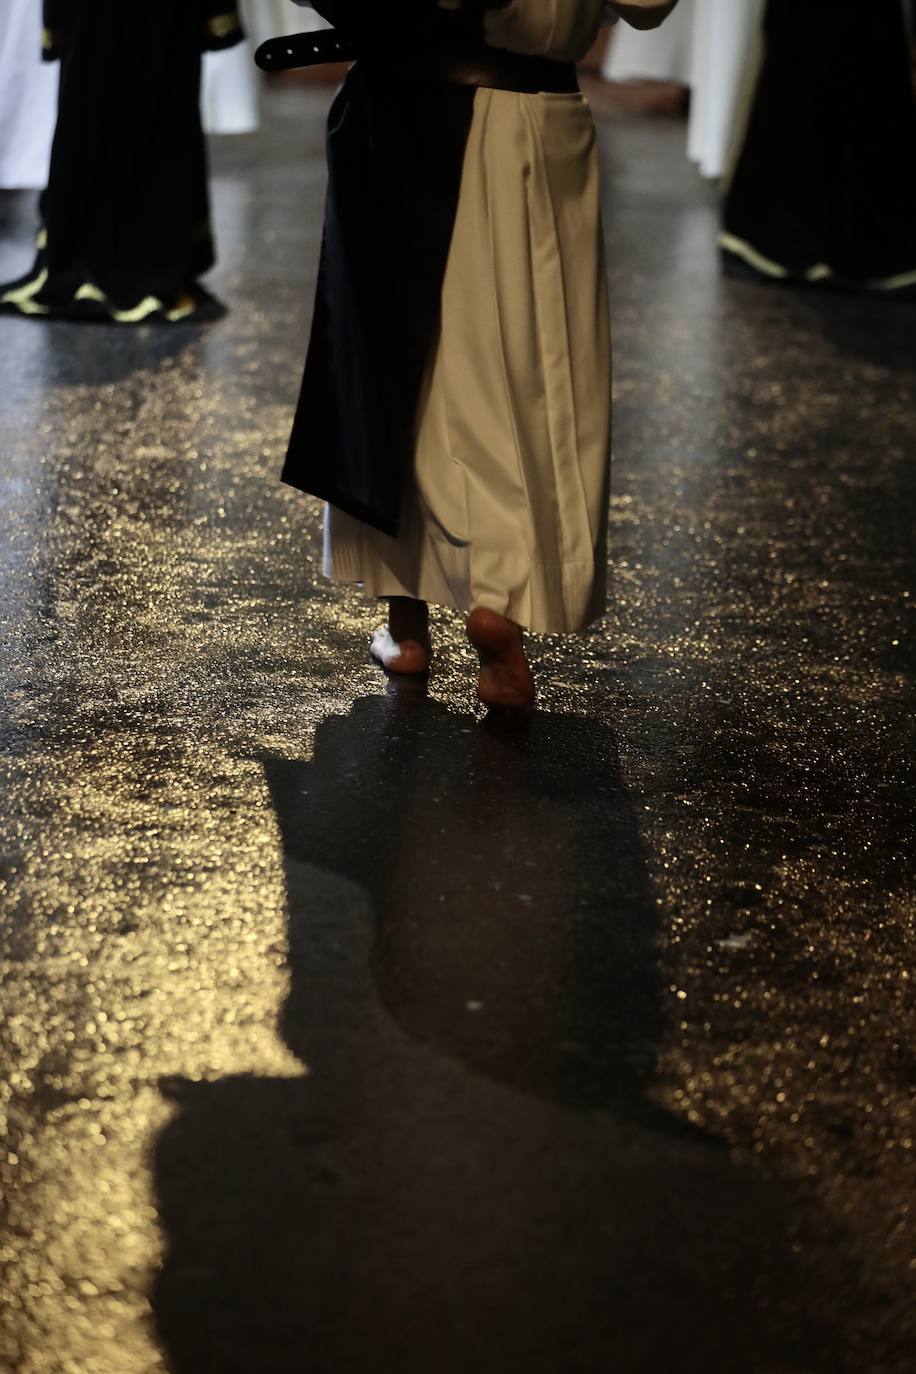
top-left (602, 0), bottom-right (765, 178)
top-left (686, 0), bottom-right (764, 179)
top-left (604, 0), bottom-right (695, 83)
top-left (257, 0), bottom-right (331, 42)
top-left (202, 31), bottom-right (260, 135)
top-left (0, 0), bottom-right (59, 190)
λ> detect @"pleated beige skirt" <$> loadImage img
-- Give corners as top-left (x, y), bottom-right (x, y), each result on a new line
top-left (325, 84), bottom-right (612, 635)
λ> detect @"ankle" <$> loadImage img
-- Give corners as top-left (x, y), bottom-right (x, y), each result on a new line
top-left (466, 606), bottom-right (523, 653)
top-left (388, 596), bottom-right (429, 644)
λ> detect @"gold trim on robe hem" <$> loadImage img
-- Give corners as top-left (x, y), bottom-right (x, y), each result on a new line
top-left (5, 298), bottom-right (49, 316)
top-left (73, 283), bottom-right (164, 323)
top-left (41, 27), bottom-right (54, 50)
top-left (2, 269), bottom-right (49, 306)
top-left (165, 297), bottom-right (197, 322)
top-left (2, 268), bottom-right (200, 323)
top-left (720, 231), bottom-right (916, 292)
top-left (873, 266), bottom-right (916, 291)
top-left (718, 231), bottom-right (789, 280)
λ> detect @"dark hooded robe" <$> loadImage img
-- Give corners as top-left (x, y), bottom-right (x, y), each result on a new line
top-left (721, 0), bottom-right (916, 294)
top-left (0, 0), bottom-right (243, 323)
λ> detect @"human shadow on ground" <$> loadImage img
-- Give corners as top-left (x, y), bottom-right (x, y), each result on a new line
top-left (271, 688), bottom-right (666, 1114)
top-left (152, 687), bottom-right (846, 1374)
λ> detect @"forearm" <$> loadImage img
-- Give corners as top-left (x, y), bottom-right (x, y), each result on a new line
top-left (610, 1), bottom-right (679, 30)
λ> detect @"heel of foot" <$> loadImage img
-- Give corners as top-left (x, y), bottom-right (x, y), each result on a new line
top-left (370, 626), bottom-right (430, 676)
top-left (466, 606), bottom-right (519, 656)
top-left (466, 608), bottom-right (535, 712)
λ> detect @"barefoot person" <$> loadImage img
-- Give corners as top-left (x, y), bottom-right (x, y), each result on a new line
top-left (279, 0), bottom-right (680, 709)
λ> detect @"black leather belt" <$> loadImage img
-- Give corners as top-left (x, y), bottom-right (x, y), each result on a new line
top-left (255, 30), bottom-right (579, 95)
top-left (381, 46), bottom-right (579, 95)
top-left (255, 30), bottom-right (357, 71)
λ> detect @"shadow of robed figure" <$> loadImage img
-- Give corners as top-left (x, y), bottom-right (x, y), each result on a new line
top-left (152, 687), bottom-right (843, 1374)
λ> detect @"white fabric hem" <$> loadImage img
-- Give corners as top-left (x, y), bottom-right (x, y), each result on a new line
top-left (325, 518), bottom-right (606, 636)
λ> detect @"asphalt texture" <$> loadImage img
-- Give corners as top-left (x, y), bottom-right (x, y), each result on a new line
top-left (0, 81), bottom-right (914, 1374)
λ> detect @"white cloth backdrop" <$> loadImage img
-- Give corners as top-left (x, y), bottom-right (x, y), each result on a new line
top-left (202, 35), bottom-right (260, 135)
top-left (202, 1), bottom-right (280, 135)
top-left (604, 0), bottom-right (696, 84)
top-left (686, 0), bottom-right (764, 179)
top-left (602, 0), bottom-right (764, 178)
top-left (0, 0), bottom-right (59, 190)
top-left (203, 0), bottom-right (333, 131)
top-left (252, 0), bottom-right (330, 44)
top-left (201, 0), bottom-right (343, 137)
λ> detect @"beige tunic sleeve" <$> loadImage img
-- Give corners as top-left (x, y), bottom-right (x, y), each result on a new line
top-left (481, 0), bottom-right (608, 63)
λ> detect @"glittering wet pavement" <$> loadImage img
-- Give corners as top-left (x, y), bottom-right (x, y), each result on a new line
top-left (1, 87), bottom-right (914, 1374)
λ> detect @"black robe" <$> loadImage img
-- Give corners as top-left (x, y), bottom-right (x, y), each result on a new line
top-left (0, 1), bottom-right (243, 322)
top-left (722, 0), bottom-right (916, 292)
top-left (282, 2), bottom-right (488, 536)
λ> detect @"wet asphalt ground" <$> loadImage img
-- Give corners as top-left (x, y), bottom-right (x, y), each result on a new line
top-left (0, 82), bottom-right (914, 1374)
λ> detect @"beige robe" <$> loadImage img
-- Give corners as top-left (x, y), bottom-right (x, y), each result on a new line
top-left (326, 0), bottom-right (614, 635)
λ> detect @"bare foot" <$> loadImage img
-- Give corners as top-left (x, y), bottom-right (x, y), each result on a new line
top-left (370, 597), bottom-right (430, 676)
top-left (466, 606), bottom-right (535, 712)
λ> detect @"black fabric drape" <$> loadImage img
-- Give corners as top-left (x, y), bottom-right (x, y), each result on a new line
top-left (723, 0), bottom-right (916, 286)
top-left (42, 0), bottom-right (243, 60)
top-left (282, 3), bottom-right (489, 535)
